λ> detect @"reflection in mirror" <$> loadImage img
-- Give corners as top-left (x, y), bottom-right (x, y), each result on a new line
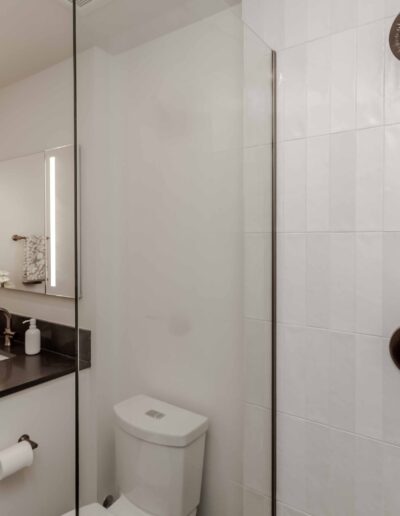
top-left (45, 145), bottom-right (75, 298)
top-left (0, 145), bottom-right (75, 298)
top-left (0, 152), bottom-right (45, 294)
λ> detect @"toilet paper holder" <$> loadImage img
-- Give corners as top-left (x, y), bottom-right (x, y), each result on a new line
top-left (18, 434), bottom-right (38, 450)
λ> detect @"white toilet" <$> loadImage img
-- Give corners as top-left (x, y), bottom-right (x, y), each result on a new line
top-left (63, 395), bottom-right (208, 516)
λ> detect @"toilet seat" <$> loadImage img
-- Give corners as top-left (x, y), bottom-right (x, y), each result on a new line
top-left (62, 503), bottom-right (109, 516)
top-left (61, 497), bottom-right (153, 516)
top-left (62, 498), bottom-right (197, 516)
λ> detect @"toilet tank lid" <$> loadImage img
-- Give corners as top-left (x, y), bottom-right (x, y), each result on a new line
top-left (114, 395), bottom-right (209, 447)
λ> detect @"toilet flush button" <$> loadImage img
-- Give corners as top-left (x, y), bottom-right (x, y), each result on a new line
top-left (146, 409), bottom-right (165, 420)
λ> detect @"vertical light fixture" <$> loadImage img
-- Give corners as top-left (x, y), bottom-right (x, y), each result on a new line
top-left (50, 156), bottom-right (57, 287)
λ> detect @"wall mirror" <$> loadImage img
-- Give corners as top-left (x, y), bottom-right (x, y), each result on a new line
top-left (0, 144), bottom-right (75, 298)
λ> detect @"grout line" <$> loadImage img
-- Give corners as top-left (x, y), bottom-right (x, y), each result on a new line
top-left (277, 121), bottom-right (400, 145)
top-left (277, 230), bottom-right (400, 234)
top-left (243, 399), bottom-right (272, 411)
top-left (276, 320), bottom-right (390, 340)
top-left (276, 410), bottom-right (400, 450)
top-left (276, 500), bottom-right (312, 516)
top-left (231, 480), bottom-right (272, 502)
top-left (280, 15), bottom-right (396, 53)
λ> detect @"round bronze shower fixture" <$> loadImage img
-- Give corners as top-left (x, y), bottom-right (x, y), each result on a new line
top-left (390, 13), bottom-right (400, 60)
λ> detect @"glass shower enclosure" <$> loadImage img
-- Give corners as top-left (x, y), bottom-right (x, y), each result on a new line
top-left (74, 1), bottom-right (275, 515)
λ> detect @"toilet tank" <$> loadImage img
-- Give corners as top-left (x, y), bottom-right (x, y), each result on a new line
top-left (113, 395), bottom-right (208, 516)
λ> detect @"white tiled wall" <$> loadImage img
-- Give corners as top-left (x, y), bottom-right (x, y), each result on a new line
top-left (276, 0), bottom-right (400, 514)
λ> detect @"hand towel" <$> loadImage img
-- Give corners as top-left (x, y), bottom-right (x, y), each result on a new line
top-left (23, 236), bottom-right (46, 285)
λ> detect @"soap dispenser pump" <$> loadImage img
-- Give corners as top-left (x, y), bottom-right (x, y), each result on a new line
top-left (23, 319), bottom-right (41, 355)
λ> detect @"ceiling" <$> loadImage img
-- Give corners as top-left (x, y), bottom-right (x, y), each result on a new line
top-left (0, 0), bottom-right (240, 89)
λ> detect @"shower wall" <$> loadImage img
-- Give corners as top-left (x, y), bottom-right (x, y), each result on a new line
top-left (277, 1), bottom-right (400, 515)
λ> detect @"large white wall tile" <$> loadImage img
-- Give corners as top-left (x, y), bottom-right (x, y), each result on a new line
top-left (243, 0), bottom-right (285, 50)
top-left (264, 0), bottom-right (285, 50)
top-left (243, 404), bottom-right (270, 495)
top-left (306, 234), bottom-right (330, 328)
top-left (331, 30), bottom-right (357, 132)
top-left (385, 22), bottom-right (400, 126)
top-left (305, 423), bottom-right (331, 515)
top-left (278, 45), bottom-right (307, 140)
top-left (330, 234), bottom-right (355, 332)
top-left (383, 444), bottom-right (400, 514)
top-left (242, 0), bottom-right (267, 44)
top-left (355, 233), bottom-right (383, 335)
top-left (305, 328), bottom-right (331, 424)
top-left (244, 145), bottom-right (271, 233)
top-left (284, 0), bottom-right (308, 47)
top-left (357, 0), bottom-right (385, 25)
top-left (332, 0), bottom-right (358, 32)
top-left (244, 27), bottom-right (272, 147)
top-left (277, 504), bottom-right (310, 516)
top-left (307, 0), bottom-right (331, 40)
top-left (277, 325), bottom-right (307, 417)
top-left (357, 21), bottom-right (385, 128)
top-left (244, 319), bottom-right (271, 408)
top-left (243, 489), bottom-right (270, 516)
top-left (355, 437), bottom-right (384, 516)
top-left (307, 37), bottom-right (331, 136)
top-left (329, 332), bottom-right (356, 431)
top-left (355, 334), bottom-right (383, 439)
top-left (277, 234), bottom-right (307, 325)
top-left (386, 0), bottom-right (400, 16)
top-left (356, 127), bottom-right (384, 231)
top-left (279, 139), bottom-right (306, 232)
top-left (384, 124), bottom-right (400, 230)
top-left (245, 233), bottom-right (268, 320)
top-left (277, 414), bottom-right (307, 511)
top-left (383, 232), bottom-right (400, 337)
top-left (328, 430), bottom-right (356, 516)
top-left (330, 131), bottom-right (356, 232)
top-left (307, 135), bottom-right (330, 232)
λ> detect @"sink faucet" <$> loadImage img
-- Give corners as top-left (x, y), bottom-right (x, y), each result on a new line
top-left (0, 308), bottom-right (15, 348)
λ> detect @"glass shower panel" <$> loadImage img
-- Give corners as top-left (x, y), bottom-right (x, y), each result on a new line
top-left (0, 2), bottom-right (75, 516)
top-left (76, 2), bottom-right (274, 515)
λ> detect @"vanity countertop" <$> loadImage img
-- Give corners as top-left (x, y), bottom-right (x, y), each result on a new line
top-left (0, 341), bottom-right (89, 398)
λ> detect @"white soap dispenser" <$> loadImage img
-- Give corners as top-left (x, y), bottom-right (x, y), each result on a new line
top-left (23, 319), bottom-right (41, 355)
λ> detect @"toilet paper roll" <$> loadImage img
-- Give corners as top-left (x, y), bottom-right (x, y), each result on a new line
top-left (0, 441), bottom-right (34, 480)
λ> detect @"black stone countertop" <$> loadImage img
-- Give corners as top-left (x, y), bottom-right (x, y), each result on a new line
top-left (0, 340), bottom-right (89, 398)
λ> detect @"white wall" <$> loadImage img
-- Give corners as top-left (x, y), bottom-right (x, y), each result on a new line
top-left (107, 10), bottom-right (245, 516)
top-left (275, 1), bottom-right (400, 515)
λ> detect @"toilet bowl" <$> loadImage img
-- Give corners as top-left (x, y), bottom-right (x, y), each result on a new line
top-left (62, 395), bottom-right (208, 516)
